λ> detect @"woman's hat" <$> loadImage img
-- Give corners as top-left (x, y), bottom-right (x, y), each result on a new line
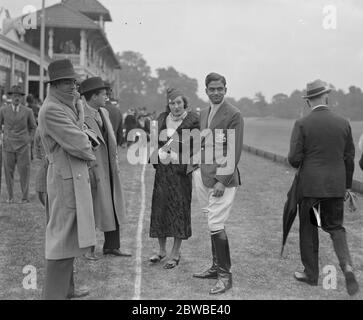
top-left (80, 77), bottom-right (108, 95)
top-left (302, 79), bottom-right (331, 99)
top-left (166, 88), bottom-right (184, 103)
top-left (7, 85), bottom-right (25, 96)
top-left (46, 59), bottom-right (79, 83)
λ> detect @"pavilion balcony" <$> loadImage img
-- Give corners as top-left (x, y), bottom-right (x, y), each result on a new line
top-left (52, 53), bottom-right (81, 66)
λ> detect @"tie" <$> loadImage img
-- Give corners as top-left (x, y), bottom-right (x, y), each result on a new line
top-left (208, 106), bottom-right (215, 128)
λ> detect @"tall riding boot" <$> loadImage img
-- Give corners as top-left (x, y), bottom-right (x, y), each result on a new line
top-left (193, 236), bottom-right (218, 279)
top-left (210, 230), bottom-right (232, 295)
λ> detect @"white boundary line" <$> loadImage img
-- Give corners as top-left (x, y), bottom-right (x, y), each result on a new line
top-left (132, 163), bottom-right (146, 300)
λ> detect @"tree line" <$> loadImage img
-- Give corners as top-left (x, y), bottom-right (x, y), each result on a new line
top-left (116, 51), bottom-right (363, 120)
top-left (227, 86), bottom-right (363, 120)
top-left (115, 51), bottom-right (205, 115)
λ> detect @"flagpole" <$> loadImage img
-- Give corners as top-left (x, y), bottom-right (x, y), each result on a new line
top-left (39, 0), bottom-right (45, 100)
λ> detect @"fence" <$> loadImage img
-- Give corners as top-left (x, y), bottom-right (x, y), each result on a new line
top-left (243, 144), bottom-right (363, 194)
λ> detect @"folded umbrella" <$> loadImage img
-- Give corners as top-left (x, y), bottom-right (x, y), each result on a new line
top-left (0, 134), bottom-right (2, 195)
top-left (345, 190), bottom-right (358, 213)
top-left (281, 169), bottom-right (302, 257)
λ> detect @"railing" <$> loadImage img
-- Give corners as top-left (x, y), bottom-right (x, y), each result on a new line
top-left (52, 53), bottom-right (80, 66)
top-left (243, 144), bottom-right (363, 194)
top-left (86, 60), bottom-right (111, 79)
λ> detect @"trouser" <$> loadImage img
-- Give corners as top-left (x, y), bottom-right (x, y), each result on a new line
top-left (30, 142), bottom-right (34, 161)
top-left (193, 168), bottom-right (237, 231)
top-left (3, 144), bottom-right (31, 200)
top-left (43, 257), bottom-right (75, 300)
top-left (299, 198), bottom-right (353, 280)
top-left (103, 224), bottom-right (120, 250)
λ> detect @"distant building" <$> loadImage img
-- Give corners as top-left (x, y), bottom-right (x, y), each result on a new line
top-left (0, 6), bottom-right (51, 101)
top-left (0, 0), bottom-right (121, 100)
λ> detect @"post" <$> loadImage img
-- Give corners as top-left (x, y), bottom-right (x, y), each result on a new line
top-left (10, 53), bottom-right (15, 86)
top-left (39, 0), bottom-right (45, 100)
top-left (25, 60), bottom-right (29, 95)
top-left (99, 15), bottom-right (104, 29)
top-left (48, 28), bottom-right (54, 59)
top-left (80, 29), bottom-right (86, 67)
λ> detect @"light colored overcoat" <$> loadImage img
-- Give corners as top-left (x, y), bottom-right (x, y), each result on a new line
top-left (84, 105), bottom-right (126, 232)
top-left (38, 88), bottom-right (96, 259)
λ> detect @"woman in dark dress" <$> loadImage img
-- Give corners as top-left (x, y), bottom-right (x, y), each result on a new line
top-left (150, 88), bottom-right (199, 269)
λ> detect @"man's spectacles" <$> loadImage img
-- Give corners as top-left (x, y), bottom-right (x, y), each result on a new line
top-left (60, 79), bottom-right (77, 86)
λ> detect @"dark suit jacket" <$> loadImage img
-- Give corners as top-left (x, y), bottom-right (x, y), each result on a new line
top-left (103, 101), bottom-right (123, 146)
top-left (288, 106), bottom-right (355, 198)
top-left (189, 100), bottom-right (244, 188)
top-left (0, 104), bottom-right (37, 152)
top-left (124, 114), bottom-right (137, 131)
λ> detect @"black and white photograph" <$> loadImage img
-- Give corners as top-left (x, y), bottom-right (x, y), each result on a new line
top-left (0, 0), bottom-right (362, 305)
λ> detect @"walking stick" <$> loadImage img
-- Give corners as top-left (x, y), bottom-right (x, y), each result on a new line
top-left (0, 132), bottom-right (3, 196)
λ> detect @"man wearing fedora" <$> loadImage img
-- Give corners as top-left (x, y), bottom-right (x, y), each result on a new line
top-left (103, 82), bottom-right (124, 147)
top-left (288, 79), bottom-right (359, 296)
top-left (38, 59), bottom-right (97, 299)
top-left (80, 77), bottom-right (131, 260)
top-left (0, 85), bottom-right (37, 204)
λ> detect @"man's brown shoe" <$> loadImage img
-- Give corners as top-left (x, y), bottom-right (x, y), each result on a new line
top-left (193, 267), bottom-right (218, 279)
top-left (344, 266), bottom-right (359, 296)
top-left (84, 251), bottom-right (100, 261)
top-left (294, 271), bottom-right (318, 286)
top-left (103, 249), bottom-right (132, 257)
top-left (67, 288), bottom-right (90, 299)
top-left (209, 277), bottom-right (232, 295)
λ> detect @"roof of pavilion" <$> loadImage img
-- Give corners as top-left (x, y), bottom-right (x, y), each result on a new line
top-left (29, 1), bottom-right (120, 68)
top-left (63, 0), bottom-right (112, 22)
top-left (34, 2), bottom-right (100, 29)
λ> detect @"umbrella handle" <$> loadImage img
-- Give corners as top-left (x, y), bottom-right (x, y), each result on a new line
top-left (280, 245), bottom-right (285, 258)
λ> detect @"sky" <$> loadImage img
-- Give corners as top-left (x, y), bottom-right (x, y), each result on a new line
top-left (1, 0), bottom-right (363, 101)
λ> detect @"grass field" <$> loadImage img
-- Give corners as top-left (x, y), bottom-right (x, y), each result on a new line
top-left (244, 117), bottom-right (363, 181)
top-left (0, 147), bottom-right (362, 300)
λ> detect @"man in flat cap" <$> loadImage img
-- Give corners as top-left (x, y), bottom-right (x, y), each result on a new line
top-left (288, 79), bottom-right (359, 296)
top-left (80, 77), bottom-right (130, 260)
top-left (0, 85), bottom-right (36, 203)
top-left (38, 59), bottom-right (97, 300)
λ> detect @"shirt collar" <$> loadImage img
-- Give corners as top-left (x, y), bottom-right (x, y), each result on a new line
top-left (311, 104), bottom-right (327, 111)
top-left (85, 103), bottom-right (99, 116)
top-left (209, 99), bottom-right (225, 110)
top-left (12, 104), bottom-right (20, 112)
